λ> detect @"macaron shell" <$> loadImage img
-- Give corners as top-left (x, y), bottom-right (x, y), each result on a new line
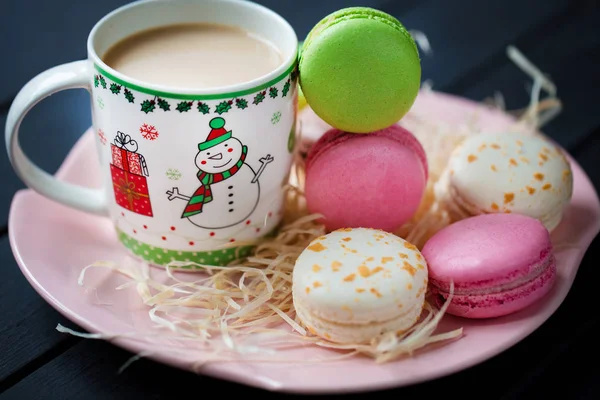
top-left (305, 128), bottom-right (427, 231)
top-left (292, 228), bottom-right (428, 325)
top-left (301, 7), bottom-right (416, 54)
top-left (306, 125), bottom-right (428, 180)
top-left (300, 11), bottom-right (421, 133)
top-left (431, 257), bottom-right (556, 318)
top-left (446, 132), bottom-right (573, 231)
top-left (422, 213), bottom-right (553, 287)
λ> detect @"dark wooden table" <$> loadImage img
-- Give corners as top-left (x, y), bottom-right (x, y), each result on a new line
top-left (1, 0), bottom-right (599, 398)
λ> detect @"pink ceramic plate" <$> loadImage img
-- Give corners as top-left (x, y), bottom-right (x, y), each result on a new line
top-left (9, 92), bottom-right (600, 394)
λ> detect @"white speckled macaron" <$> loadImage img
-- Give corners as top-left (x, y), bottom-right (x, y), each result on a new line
top-left (435, 132), bottom-right (573, 231)
top-left (292, 228), bottom-right (428, 344)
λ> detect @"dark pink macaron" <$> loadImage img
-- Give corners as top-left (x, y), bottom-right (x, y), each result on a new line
top-left (422, 213), bottom-right (557, 319)
top-left (305, 125), bottom-right (428, 232)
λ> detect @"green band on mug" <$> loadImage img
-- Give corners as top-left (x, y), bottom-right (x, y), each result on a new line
top-left (93, 61), bottom-right (297, 101)
top-left (116, 228), bottom-right (253, 268)
top-left (116, 227), bottom-right (280, 269)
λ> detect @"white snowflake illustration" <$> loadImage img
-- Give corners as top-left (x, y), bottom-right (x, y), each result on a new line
top-left (140, 123), bottom-right (159, 140)
top-left (97, 128), bottom-right (107, 145)
top-left (271, 111), bottom-right (282, 125)
top-left (165, 168), bottom-right (182, 180)
top-left (97, 96), bottom-right (105, 109)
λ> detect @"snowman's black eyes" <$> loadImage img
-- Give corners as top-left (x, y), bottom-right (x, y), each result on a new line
top-left (225, 144), bottom-right (228, 147)
top-left (207, 152), bottom-right (210, 155)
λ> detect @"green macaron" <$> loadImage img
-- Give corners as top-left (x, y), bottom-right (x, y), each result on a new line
top-left (299, 7), bottom-right (421, 133)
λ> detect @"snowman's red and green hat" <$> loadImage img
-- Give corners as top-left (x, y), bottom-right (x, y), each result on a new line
top-left (198, 117), bottom-right (232, 151)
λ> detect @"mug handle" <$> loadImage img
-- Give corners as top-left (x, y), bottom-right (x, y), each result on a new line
top-left (5, 60), bottom-right (108, 215)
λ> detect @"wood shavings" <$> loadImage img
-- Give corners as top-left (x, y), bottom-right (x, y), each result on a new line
top-left (74, 206), bottom-right (328, 357)
top-left (505, 45), bottom-right (562, 131)
top-left (396, 45), bottom-right (562, 249)
top-left (70, 144), bottom-right (461, 366)
top-left (409, 30), bottom-right (433, 56)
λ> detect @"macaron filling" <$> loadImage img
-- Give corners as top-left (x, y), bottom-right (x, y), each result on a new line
top-left (448, 178), bottom-right (566, 230)
top-left (295, 297), bottom-right (423, 344)
top-left (431, 259), bottom-right (556, 313)
top-left (429, 248), bottom-right (555, 296)
top-left (440, 165), bottom-right (567, 230)
top-left (446, 180), bottom-right (490, 219)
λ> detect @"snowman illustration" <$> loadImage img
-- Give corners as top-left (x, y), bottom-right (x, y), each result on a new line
top-left (167, 117), bottom-right (274, 229)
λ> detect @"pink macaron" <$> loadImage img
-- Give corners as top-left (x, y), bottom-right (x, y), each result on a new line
top-left (422, 213), bottom-right (556, 319)
top-left (305, 125), bottom-right (428, 232)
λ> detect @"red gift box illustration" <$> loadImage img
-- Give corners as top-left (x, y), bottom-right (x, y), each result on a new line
top-left (110, 131), bottom-right (153, 216)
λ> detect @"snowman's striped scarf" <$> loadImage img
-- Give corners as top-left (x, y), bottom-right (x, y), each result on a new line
top-left (181, 146), bottom-right (248, 218)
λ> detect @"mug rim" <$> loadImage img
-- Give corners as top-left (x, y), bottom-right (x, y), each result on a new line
top-left (87, 0), bottom-right (298, 100)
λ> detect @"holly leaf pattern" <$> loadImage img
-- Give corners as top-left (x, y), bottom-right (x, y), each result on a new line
top-left (176, 101), bottom-right (193, 112)
top-left (235, 98), bottom-right (248, 110)
top-left (124, 89), bottom-right (135, 103)
top-left (269, 87), bottom-right (278, 98)
top-left (94, 75), bottom-right (99, 88)
top-left (288, 124), bottom-right (296, 153)
top-left (157, 98), bottom-right (170, 111)
top-left (253, 91), bottom-right (266, 105)
top-left (215, 100), bottom-right (232, 115)
top-left (110, 83), bottom-right (122, 95)
top-left (282, 80), bottom-right (291, 97)
top-left (99, 76), bottom-right (107, 89)
top-left (140, 99), bottom-right (156, 114)
top-left (197, 102), bottom-right (210, 114)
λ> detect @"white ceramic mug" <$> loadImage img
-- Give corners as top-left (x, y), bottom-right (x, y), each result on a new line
top-left (5, 0), bottom-right (298, 268)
